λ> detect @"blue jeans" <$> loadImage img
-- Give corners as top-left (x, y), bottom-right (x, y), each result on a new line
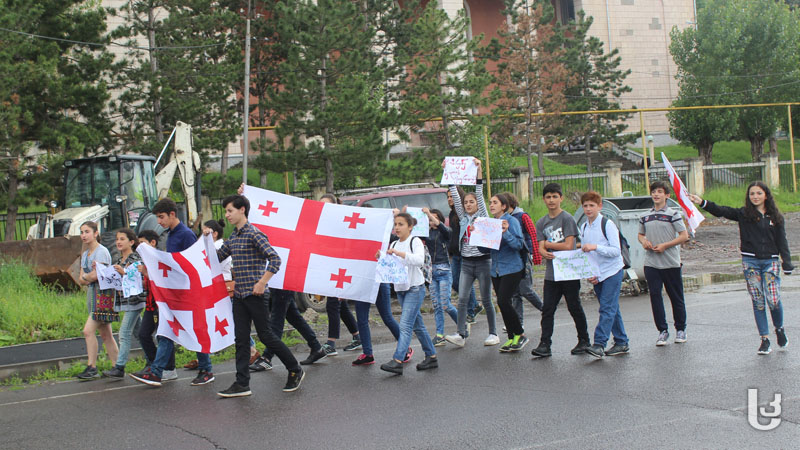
top-left (115, 309), bottom-right (142, 368)
top-left (742, 256), bottom-right (783, 336)
top-left (430, 265), bottom-right (458, 336)
top-left (592, 269), bottom-right (628, 347)
top-left (356, 283), bottom-right (400, 356)
top-left (451, 255), bottom-right (478, 315)
top-left (393, 285), bottom-right (436, 361)
top-left (151, 338), bottom-right (211, 378)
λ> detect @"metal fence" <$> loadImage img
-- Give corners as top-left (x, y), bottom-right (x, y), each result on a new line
top-left (531, 173), bottom-right (608, 197)
top-left (703, 162), bottom-right (764, 190)
top-left (0, 212), bottom-right (44, 241)
top-left (621, 166), bottom-right (689, 195)
top-left (779, 160), bottom-right (800, 191)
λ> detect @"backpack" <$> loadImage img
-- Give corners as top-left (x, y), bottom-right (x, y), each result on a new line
top-left (392, 237), bottom-right (432, 285)
top-left (511, 211), bottom-right (534, 262)
top-left (583, 216), bottom-right (631, 270)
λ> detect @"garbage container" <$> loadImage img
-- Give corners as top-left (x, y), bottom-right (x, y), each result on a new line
top-left (573, 192), bottom-right (685, 292)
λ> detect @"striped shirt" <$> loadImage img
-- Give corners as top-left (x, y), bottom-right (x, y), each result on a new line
top-left (449, 182), bottom-right (489, 258)
top-left (217, 222), bottom-right (281, 298)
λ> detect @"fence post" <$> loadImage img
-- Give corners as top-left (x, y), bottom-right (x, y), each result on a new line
top-left (762, 153), bottom-right (780, 189)
top-left (686, 157), bottom-right (704, 196)
top-left (309, 179), bottom-right (327, 200)
top-left (603, 161), bottom-right (623, 197)
top-left (510, 167), bottom-right (530, 202)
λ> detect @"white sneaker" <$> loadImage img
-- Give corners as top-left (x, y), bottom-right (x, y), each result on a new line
top-left (484, 334), bottom-right (500, 346)
top-left (445, 334), bottom-right (466, 347)
top-left (162, 369), bottom-right (178, 381)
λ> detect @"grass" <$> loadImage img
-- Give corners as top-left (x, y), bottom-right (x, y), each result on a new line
top-left (654, 139), bottom-right (800, 165)
top-left (511, 155), bottom-right (586, 176)
top-left (700, 186), bottom-right (800, 213)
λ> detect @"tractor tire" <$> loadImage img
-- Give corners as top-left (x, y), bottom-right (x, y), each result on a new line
top-left (100, 230), bottom-right (120, 263)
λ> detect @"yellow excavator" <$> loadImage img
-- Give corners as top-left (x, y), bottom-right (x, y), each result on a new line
top-left (0, 121), bottom-right (207, 288)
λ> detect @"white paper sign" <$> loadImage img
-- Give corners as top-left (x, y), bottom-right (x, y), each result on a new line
top-left (375, 253), bottom-right (409, 284)
top-left (122, 263), bottom-right (144, 297)
top-left (96, 262), bottom-right (123, 291)
top-left (406, 207), bottom-right (430, 238)
top-left (441, 157), bottom-right (479, 185)
top-left (553, 250), bottom-right (600, 281)
top-left (468, 217), bottom-right (503, 250)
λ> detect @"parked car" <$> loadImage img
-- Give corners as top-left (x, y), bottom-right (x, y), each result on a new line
top-left (340, 186), bottom-right (450, 225)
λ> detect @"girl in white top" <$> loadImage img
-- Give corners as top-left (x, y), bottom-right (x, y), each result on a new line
top-left (378, 213), bottom-right (439, 375)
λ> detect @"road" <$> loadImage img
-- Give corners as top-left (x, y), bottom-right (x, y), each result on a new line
top-left (1, 276), bottom-right (798, 449)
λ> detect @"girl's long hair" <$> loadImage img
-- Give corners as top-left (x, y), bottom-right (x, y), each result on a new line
top-left (743, 181), bottom-right (783, 225)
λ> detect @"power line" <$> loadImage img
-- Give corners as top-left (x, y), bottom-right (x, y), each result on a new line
top-left (0, 26), bottom-right (227, 51)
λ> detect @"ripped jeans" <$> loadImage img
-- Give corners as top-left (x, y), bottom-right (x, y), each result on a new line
top-left (742, 256), bottom-right (783, 336)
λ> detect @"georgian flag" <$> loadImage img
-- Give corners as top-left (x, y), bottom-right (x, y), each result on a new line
top-left (662, 153), bottom-right (705, 233)
top-left (243, 185), bottom-right (393, 303)
top-left (136, 234), bottom-right (235, 353)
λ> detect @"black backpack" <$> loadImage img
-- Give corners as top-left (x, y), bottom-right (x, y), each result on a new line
top-left (583, 216), bottom-right (631, 270)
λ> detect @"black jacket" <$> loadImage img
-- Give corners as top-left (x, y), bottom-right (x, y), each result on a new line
top-left (448, 207), bottom-right (461, 255)
top-left (701, 200), bottom-right (794, 273)
top-left (425, 223), bottom-right (451, 266)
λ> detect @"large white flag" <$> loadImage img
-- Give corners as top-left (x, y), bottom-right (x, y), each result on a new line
top-left (661, 153), bottom-right (704, 233)
top-left (136, 234), bottom-right (235, 353)
top-left (243, 185), bottom-right (393, 303)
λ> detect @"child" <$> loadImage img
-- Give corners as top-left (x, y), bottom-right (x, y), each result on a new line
top-left (691, 182), bottom-right (793, 355)
top-left (504, 192), bottom-right (543, 333)
top-left (422, 207), bottom-right (458, 345)
top-left (579, 191), bottom-right (628, 359)
top-left (75, 221), bottom-right (119, 380)
top-left (638, 181), bottom-right (690, 346)
top-left (379, 213), bottom-right (438, 374)
top-left (531, 183), bottom-right (591, 358)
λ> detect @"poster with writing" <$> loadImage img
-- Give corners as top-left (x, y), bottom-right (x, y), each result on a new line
top-left (406, 207), bottom-right (430, 238)
top-left (375, 253), bottom-right (409, 285)
top-left (96, 262), bottom-right (123, 291)
top-left (552, 250), bottom-right (600, 281)
top-left (468, 217), bottom-right (503, 250)
top-left (122, 263), bottom-right (144, 297)
top-left (440, 157), bottom-right (478, 185)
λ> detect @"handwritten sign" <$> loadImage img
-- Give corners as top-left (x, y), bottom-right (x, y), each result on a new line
top-left (552, 250), bottom-right (599, 281)
top-left (406, 207), bottom-right (430, 238)
top-left (96, 262), bottom-right (123, 291)
top-left (375, 252), bottom-right (409, 285)
top-left (122, 263), bottom-right (144, 297)
top-left (441, 157), bottom-right (478, 185)
top-left (468, 217), bottom-right (503, 250)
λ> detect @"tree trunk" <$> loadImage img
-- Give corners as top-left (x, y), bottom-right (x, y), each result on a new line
top-left (526, 144), bottom-right (535, 201)
top-left (324, 156), bottom-right (334, 193)
top-left (768, 136), bottom-right (778, 155)
top-left (698, 142), bottom-right (714, 165)
top-left (220, 144), bottom-right (228, 176)
top-left (4, 168), bottom-right (18, 242)
top-left (320, 55), bottom-right (334, 193)
top-left (585, 134), bottom-right (593, 190)
top-left (147, 8), bottom-right (164, 146)
top-left (260, 171), bottom-right (267, 188)
top-left (749, 137), bottom-right (765, 162)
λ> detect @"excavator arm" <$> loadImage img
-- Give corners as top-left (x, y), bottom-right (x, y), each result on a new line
top-left (154, 121), bottom-right (203, 227)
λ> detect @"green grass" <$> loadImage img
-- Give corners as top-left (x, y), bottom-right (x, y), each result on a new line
top-left (511, 155), bottom-right (586, 176)
top-left (656, 140), bottom-right (800, 164)
top-left (700, 186), bottom-right (800, 213)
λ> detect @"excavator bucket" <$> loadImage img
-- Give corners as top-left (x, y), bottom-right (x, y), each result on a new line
top-left (0, 236), bottom-right (84, 290)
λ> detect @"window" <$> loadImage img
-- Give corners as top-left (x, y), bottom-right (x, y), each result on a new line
top-left (363, 197), bottom-right (392, 209)
top-left (556, 0), bottom-right (576, 25)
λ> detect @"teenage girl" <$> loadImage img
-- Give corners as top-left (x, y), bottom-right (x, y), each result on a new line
top-left (422, 208), bottom-right (458, 345)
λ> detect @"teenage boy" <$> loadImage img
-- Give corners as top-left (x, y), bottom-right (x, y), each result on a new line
top-left (579, 191), bottom-right (628, 359)
top-left (638, 181), bottom-right (690, 346)
top-left (530, 183), bottom-right (591, 358)
top-left (212, 194), bottom-right (304, 397)
top-left (130, 199), bottom-right (213, 387)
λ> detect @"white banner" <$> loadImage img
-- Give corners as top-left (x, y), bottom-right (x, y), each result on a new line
top-left (468, 217), bottom-right (503, 250)
top-left (441, 157), bottom-right (479, 185)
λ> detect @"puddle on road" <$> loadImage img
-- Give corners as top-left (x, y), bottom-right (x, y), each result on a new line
top-left (683, 272), bottom-right (744, 292)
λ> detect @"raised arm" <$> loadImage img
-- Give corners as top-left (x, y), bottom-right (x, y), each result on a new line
top-left (690, 194), bottom-right (740, 222)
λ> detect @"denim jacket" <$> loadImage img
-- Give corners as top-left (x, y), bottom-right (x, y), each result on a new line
top-left (490, 213), bottom-right (524, 277)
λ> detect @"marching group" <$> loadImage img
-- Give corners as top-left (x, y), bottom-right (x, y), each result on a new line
top-left (74, 158), bottom-right (793, 398)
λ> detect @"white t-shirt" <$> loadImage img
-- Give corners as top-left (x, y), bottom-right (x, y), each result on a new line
top-left (214, 239), bottom-right (233, 281)
top-left (390, 236), bottom-right (426, 290)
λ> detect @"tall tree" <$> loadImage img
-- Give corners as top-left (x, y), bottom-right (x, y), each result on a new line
top-left (489, 0), bottom-right (568, 196)
top-left (0, 0), bottom-right (113, 239)
top-left (560, 11), bottom-right (632, 189)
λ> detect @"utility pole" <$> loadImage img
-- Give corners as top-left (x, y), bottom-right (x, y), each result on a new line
top-left (241, 0), bottom-right (252, 184)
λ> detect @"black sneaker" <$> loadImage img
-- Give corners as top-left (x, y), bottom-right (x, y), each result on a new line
top-left (473, 304), bottom-right (485, 316)
top-left (571, 339), bottom-right (591, 355)
top-left (758, 337), bottom-right (772, 355)
top-left (531, 343), bottom-right (552, 358)
top-left (432, 335), bottom-right (447, 347)
top-left (380, 359), bottom-right (404, 375)
top-left (249, 356), bottom-right (272, 372)
top-left (102, 365), bottom-right (125, 379)
top-left (605, 343), bottom-right (630, 356)
top-left (283, 369), bottom-right (305, 392)
top-left (585, 344), bottom-right (605, 359)
top-left (416, 356), bottom-right (439, 371)
top-left (191, 370), bottom-right (215, 386)
top-left (352, 354), bottom-right (375, 366)
top-left (776, 328), bottom-right (788, 348)
top-left (300, 348), bottom-right (327, 366)
top-left (466, 314), bottom-right (476, 325)
top-left (76, 366), bottom-right (100, 381)
top-left (343, 338), bottom-right (362, 352)
top-left (217, 382), bottom-right (252, 398)
top-left (511, 336), bottom-right (530, 352)
top-left (322, 343), bottom-right (338, 356)
top-left (129, 367), bottom-right (161, 386)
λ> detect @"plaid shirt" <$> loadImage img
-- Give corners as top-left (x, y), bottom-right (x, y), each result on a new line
top-left (217, 222), bottom-right (281, 299)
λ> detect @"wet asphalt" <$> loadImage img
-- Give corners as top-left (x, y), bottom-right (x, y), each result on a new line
top-left (1, 276), bottom-right (799, 449)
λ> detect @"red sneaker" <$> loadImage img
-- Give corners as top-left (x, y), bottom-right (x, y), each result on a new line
top-left (352, 354), bottom-right (375, 366)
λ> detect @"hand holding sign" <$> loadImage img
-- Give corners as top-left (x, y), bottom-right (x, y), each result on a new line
top-left (375, 252), bottom-right (409, 285)
top-left (441, 157), bottom-right (479, 185)
top-left (96, 262), bottom-right (123, 291)
top-left (552, 250), bottom-right (600, 281)
top-left (468, 217), bottom-right (503, 250)
top-left (406, 207), bottom-right (430, 238)
top-left (122, 263), bottom-right (144, 297)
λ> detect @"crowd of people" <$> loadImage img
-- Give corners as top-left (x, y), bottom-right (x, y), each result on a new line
top-left (74, 158), bottom-right (793, 398)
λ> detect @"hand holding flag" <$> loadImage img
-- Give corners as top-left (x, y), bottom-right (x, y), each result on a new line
top-left (661, 153), bottom-right (705, 233)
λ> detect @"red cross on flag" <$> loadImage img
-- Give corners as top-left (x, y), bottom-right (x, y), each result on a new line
top-left (136, 234), bottom-right (235, 353)
top-left (243, 185), bottom-right (393, 303)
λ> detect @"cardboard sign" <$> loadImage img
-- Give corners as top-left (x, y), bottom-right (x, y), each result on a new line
top-left (96, 262), bottom-right (123, 291)
top-left (441, 157), bottom-right (479, 185)
top-left (468, 217), bottom-right (503, 250)
top-left (406, 207), bottom-right (430, 238)
top-left (552, 250), bottom-right (600, 281)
